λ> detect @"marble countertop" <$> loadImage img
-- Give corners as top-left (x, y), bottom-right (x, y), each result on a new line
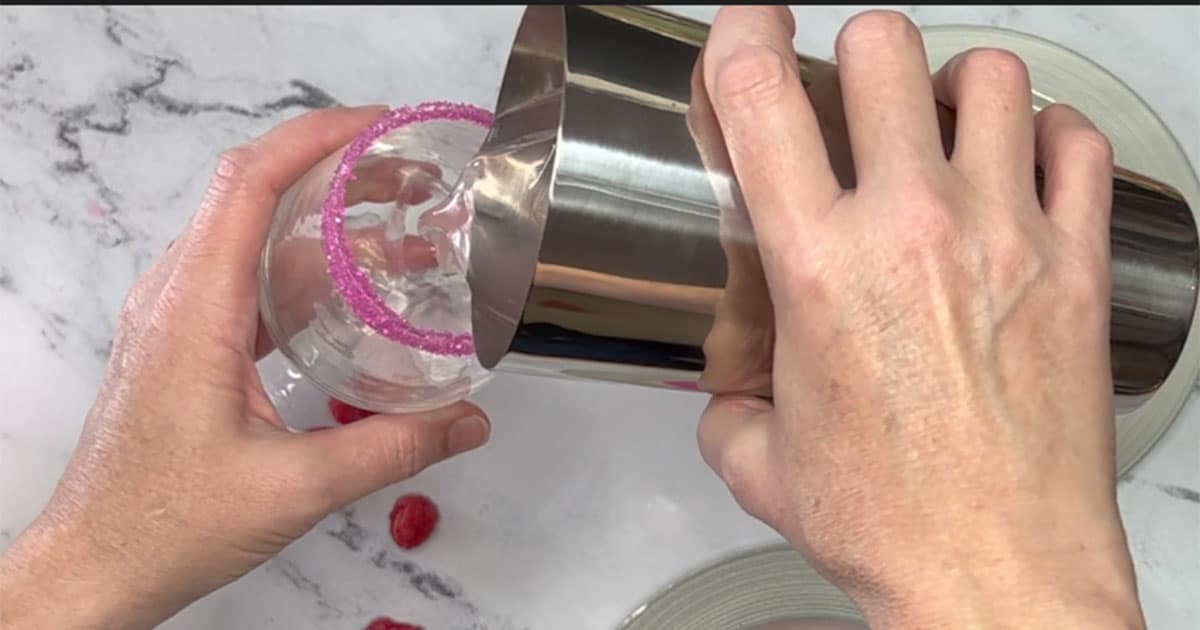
top-left (1, 5), bottom-right (1197, 629)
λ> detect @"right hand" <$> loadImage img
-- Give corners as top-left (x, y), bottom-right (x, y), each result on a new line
top-left (696, 7), bottom-right (1144, 628)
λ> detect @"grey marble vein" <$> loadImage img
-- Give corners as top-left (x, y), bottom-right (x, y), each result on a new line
top-left (0, 53), bottom-right (34, 82)
top-left (325, 508), bottom-right (369, 552)
top-left (1156, 483), bottom-right (1200, 504)
top-left (268, 557), bottom-right (345, 620)
top-left (369, 549), bottom-right (472, 609)
top-left (317, 504), bottom-right (516, 624)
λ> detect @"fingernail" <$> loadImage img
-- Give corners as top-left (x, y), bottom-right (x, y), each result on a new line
top-left (447, 415), bottom-right (489, 455)
top-left (354, 104), bottom-right (390, 113)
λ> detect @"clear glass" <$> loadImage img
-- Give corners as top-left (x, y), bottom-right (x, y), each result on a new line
top-left (259, 104), bottom-right (492, 413)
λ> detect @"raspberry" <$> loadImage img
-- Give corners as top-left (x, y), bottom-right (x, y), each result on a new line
top-left (365, 618), bottom-right (423, 630)
top-left (389, 493), bottom-right (439, 549)
top-left (328, 398), bottom-right (374, 425)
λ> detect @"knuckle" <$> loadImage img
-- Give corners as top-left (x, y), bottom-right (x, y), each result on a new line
top-left (291, 462), bottom-right (340, 514)
top-left (958, 47), bottom-right (1029, 89)
top-left (712, 45), bottom-right (790, 112)
top-left (719, 452), bottom-right (755, 497)
top-left (718, 451), bottom-right (771, 520)
top-left (895, 193), bottom-right (958, 254)
top-left (988, 225), bottom-right (1040, 284)
top-left (771, 5), bottom-right (797, 36)
top-left (714, 5), bottom-right (797, 40)
top-left (1038, 102), bottom-right (1083, 122)
top-left (208, 145), bottom-right (258, 198)
top-left (387, 427), bottom-right (426, 479)
top-left (988, 221), bottom-right (1024, 258)
top-left (118, 273), bottom-right (154, 323)
top-left (1036, 102), bottom-right (1077, 126)
top-left (837, 10), bottom-right (919, 56)
top-left (1061, 257), bottom-right (1110, 307)
top-left (1061, 126), bottom-right (1114, 166)
top-left (1037, 105), bottom-right (1114, 165)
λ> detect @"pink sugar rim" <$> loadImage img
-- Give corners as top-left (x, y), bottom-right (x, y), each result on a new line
top-left (321, 101), bottom-right (494, 357)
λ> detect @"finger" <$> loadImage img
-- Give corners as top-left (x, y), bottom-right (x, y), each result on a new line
top-left (301, 402), bottom-right (489, 509)
top-left (703, 5), bottom-right (842, 265)
top-left (697, 395), bottom-right (775, 520)
top-left (835, 11), bottom-right (944, 181)
top-left (932, 48), bottom-right (1037, 199)
top-left (417, 193), bottom-right (470, 233)
top-left (1034, 104), bottom-right (1114, 245)
top-left (383, 235), bottom-right (439, 275)
top-left (178, 105), bottom-right (388, 308)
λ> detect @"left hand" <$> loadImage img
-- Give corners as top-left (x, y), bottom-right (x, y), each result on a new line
top-left (0, 106), bottom-right (491, 630)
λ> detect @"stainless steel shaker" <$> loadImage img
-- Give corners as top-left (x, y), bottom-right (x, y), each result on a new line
top-left (465, 5), bottom-right (1199, 413)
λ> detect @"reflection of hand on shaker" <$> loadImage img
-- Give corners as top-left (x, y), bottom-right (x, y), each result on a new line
top-left (686, 47), bottom-right (775, 398)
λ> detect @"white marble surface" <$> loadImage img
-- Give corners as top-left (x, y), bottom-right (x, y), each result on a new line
top-left (1, 5), bottom-right (1198, 629)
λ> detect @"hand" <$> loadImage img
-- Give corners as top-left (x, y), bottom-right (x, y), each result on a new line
top-left (0, 107), bottom-right (491, 630)
top-left (696, 7), bottom-right (1144, 629)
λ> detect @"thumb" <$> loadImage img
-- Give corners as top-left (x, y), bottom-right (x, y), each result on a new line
top-left (302, 401), bottom-right (489, 508)
top-left (698, 395), bottom-right (775, 521)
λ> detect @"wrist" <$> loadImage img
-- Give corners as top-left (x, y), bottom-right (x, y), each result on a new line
top-left (860, 575), bottom-right (1145, 630)
top-left (0, 513), bottom-right (159, 630)
top-left (847, 536), bottom-right (1145, 630)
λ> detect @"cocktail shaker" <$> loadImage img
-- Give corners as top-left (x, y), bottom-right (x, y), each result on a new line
top-left (466, 5), bottom-right (1199, 414)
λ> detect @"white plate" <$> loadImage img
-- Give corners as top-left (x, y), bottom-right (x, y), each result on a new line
top-left (620, 24), bottom-right (1200, 630)
top-left (619, 544), bottom-right (864, 630)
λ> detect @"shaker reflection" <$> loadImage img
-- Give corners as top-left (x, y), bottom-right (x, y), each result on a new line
top-left (686, 52), bottom-right (775, 398)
